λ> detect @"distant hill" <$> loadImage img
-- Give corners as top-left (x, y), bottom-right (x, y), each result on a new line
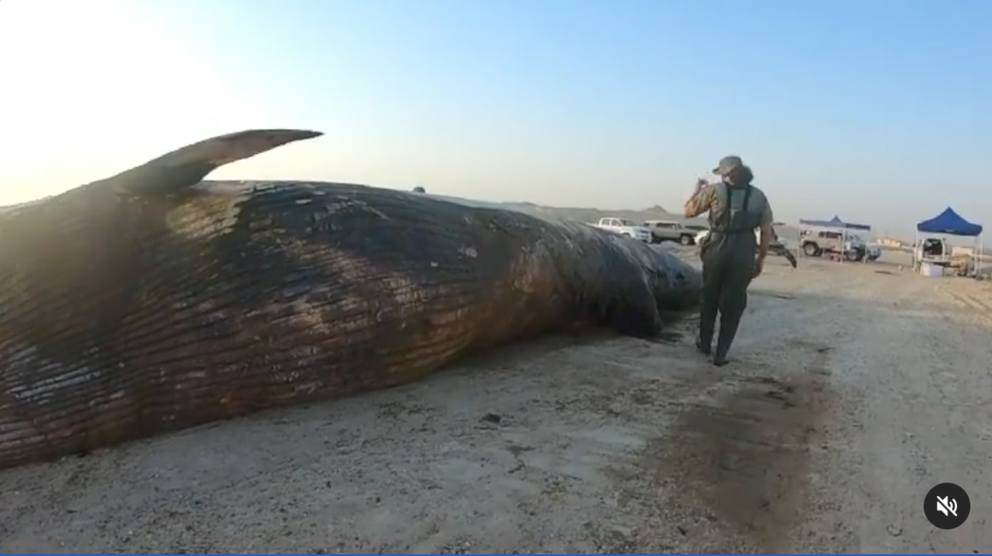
top-left (426, 194), bottom-right (821, 244)
top-left (495, 201), bottom-right (710, 228)
top-left (423, 192), bottom-right (708, 227)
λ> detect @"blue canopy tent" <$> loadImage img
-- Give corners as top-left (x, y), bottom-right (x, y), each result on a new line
top-left (916, 207), bottom-right (982, 236)
top-left (914, 207), bottom-right (984, 273)
top-left (798, 215), bottom-right (872, 231)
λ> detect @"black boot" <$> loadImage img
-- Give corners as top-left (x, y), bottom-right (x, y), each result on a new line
top-left (695, 336), bottom-right (712, 355)
top-left (696, 310), bottom-right (715, 356)
top-left (697, 260), bottom-right (720, 358)
top-left (713, 317), bottom-right (740, 367)
top-left (696, 302), bottom-right (717, 357)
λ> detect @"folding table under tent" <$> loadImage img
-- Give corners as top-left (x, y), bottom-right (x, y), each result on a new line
top-left (797, 216), bottom-right (872, 260)
top-left (914, 207), bottom-right (984, 274)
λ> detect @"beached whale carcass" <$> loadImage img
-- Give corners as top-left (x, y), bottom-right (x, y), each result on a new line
top-left (0, 129), bottom-right (701, 469)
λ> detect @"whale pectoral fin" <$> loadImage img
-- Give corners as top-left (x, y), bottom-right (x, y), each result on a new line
top-left (604, 287), bottom-right (664, 339)
top-left (99, 129), bottom-right (323, 195)
top-left (785, 250), bottom-right (798, 268)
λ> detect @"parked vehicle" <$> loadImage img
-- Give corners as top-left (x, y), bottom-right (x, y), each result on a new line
top-left (799, 228), bottom-right (866, 261)
top-left (847, 233), bottom-right (882, 261)
top-left (913, 237), bottom-right (951, 266)
top-left (642, 220), bottom-right (699, 245)
top-left (589, 217), bottom-right (652, 243)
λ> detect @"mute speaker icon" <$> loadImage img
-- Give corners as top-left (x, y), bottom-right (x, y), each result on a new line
top-left (936, 495), bottom-right (957, 517)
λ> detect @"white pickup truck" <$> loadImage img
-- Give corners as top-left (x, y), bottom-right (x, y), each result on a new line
top-left (589, 217), bottom-right (652, 243)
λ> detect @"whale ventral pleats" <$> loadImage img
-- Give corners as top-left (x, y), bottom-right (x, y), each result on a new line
top-left (97, 128), bottom-right (324, 197)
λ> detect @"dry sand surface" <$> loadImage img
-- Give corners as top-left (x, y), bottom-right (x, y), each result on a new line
top-left (2, 250), bottom-right (991, 554)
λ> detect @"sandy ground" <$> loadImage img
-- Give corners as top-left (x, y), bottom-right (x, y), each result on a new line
top-left (2, 249), bottom-right (991, 554)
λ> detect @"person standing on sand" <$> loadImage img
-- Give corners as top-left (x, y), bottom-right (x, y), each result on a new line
top-left (682, 156), bottom-right (774, 366)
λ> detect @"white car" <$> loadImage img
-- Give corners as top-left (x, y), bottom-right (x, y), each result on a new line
top-left (846, 233), bottom-right (882, 262)
top-left (643, 220), bottom-right (699, 245)
top-left (913, 237), bottom-right (950, 266)
top-left (589, 217), bottom-right (652, 243)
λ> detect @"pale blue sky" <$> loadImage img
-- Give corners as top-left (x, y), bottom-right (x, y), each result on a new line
top-left (0, 0), bottom-right (989, 236)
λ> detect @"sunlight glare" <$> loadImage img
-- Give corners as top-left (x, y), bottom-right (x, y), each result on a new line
top-left (0, 0), bottom-right (275, 205)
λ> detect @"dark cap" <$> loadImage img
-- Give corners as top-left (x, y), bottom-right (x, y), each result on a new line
top-left (712, 155), bottom-right (744, 176)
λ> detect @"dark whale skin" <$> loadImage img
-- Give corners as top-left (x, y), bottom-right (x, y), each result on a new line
top-left (0, 129), bottom-right (701, 470)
